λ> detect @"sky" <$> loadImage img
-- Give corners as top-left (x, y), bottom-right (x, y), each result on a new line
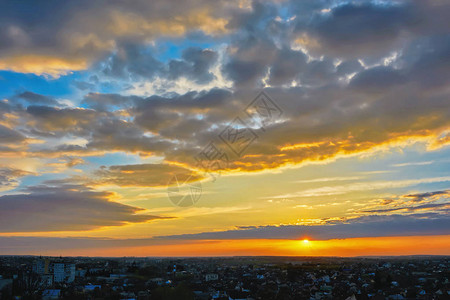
top-left (0, 0), bottom-right (449, 257)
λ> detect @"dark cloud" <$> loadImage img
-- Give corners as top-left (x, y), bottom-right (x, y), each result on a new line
top-left (132, 88), bottom-right (233, 134)
top-left (0, 184), bottom-right (172, 232)
top-left (296, 58), bottom-right (336, 87)
top-left (401, 34), bottom-right (450, 89)
top-left (82, 93), bottom-right (138, 111)
top-left (0, 124), bottom-right (25, 144)
top-left (73, 80), bottom-right (96, 91)
top-left (15, 91), bottom-right (59, 106)
top-left (349, 66), bottom-right (406, 91)
top-left (362, 203), bottom-right (449, 214)
top-left (293, 0), bottom-right (450, 60)
top-left (223, 59), bottom-right (268, 88)
top-left (26, 105), bottom-right (97, 134)
top-left (404, 190), bottom-right (450, 202)
top-left (336, 59), bottom-right (364, 76)
top-left (222, 35), bottom-right (278, 88)
top-left (154, 214), bottom-right (450, 240)
top-left (226, 0), bottom-right (278, 32)
top-left (85, 118), bottom-right (174, 154)
top-left (102, 43), bottom-right (165, 80)
top-left (294, 2), bottom-right (417, 58)
top-left (102, 44), bottom-right (219, 84)
top-left (359, 190), bottom-right (450, 214)
top-left (168, 47), bottom-right (219, 84)
top-left (268, 48), bottom-right (307, 86)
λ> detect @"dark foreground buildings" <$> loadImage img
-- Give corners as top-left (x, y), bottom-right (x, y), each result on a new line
top-left (0, 256), bottom-right (448, 299)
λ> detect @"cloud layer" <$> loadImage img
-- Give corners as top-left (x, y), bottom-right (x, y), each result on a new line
top-left (0, 185), bottom-right (171, 232)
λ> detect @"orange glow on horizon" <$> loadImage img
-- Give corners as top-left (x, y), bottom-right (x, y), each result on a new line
top-left (16, 235), bottom-right (450, 257)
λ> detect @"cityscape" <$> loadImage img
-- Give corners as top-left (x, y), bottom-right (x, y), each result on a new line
top-left (0, 255), bottom-right (449, 299)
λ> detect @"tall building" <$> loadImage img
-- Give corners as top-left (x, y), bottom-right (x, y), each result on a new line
top-left (65, 263), bottom-right (75, 283)
top-left (32, 258), bottom-right (50, 275)
top-left (52, 262), bottom-right (75, 283)
top-left (53, 263), bottom-right (65, 283)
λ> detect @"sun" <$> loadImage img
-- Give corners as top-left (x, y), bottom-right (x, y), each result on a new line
top-left (302, 239), bottom-right (309, 244)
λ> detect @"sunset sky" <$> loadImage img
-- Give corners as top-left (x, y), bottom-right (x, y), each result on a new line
top-left (0, 0), bottom-right (449, 257)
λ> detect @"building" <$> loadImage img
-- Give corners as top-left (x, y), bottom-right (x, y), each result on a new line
top-left (205, 273), bottom-right (219, 281)
top-left (33, 258), bottom-right (50, 275)
top-left (66, 263), bottom-right (75, 283)
top-left (52, 262), bottom-right (76, 283)
top-left (53, 263), bottom-right (65, 283)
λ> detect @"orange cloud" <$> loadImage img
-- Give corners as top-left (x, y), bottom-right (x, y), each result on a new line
top-left (0, 54), bottom-right (88, 77)
top-left (109, 9), bottom-right (229, 38)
